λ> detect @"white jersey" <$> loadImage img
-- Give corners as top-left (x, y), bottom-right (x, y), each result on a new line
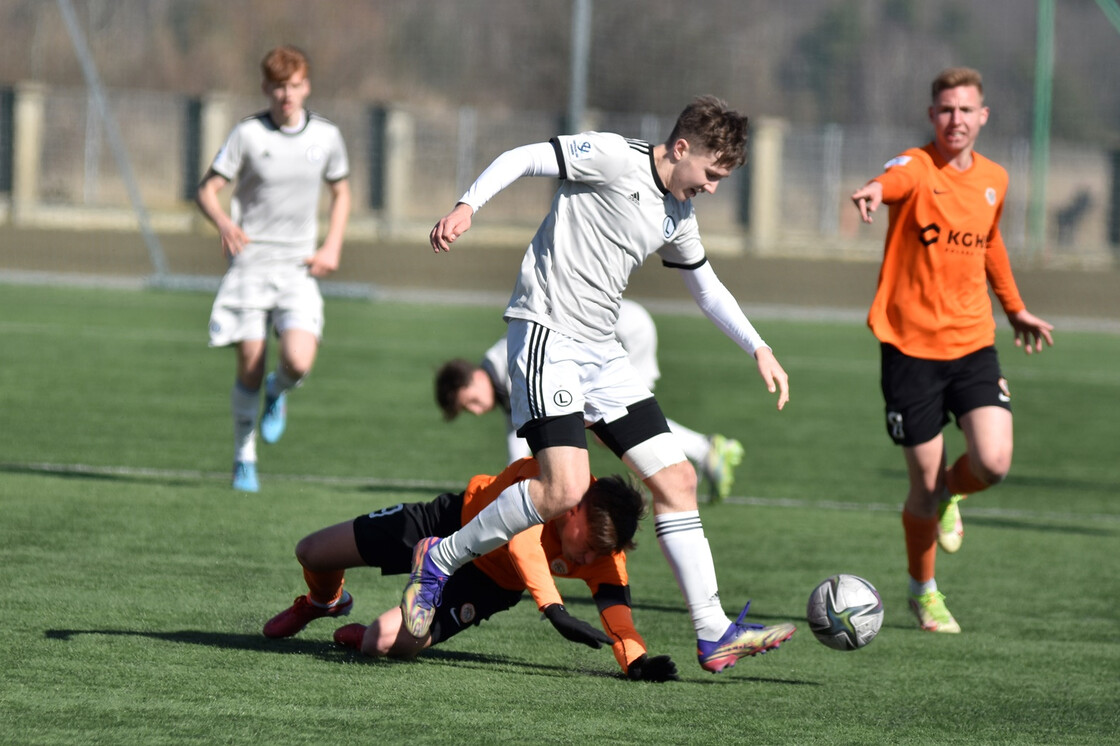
top-left (210, 109), bottom-right (349, 264)
top-left (504, 132), bottom-right (706, 344)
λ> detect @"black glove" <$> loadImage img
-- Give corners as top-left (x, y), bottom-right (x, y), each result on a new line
top-left (626, 654), bottom-right (679, 682)
top-left (542, 604), bottom-right (614, 649)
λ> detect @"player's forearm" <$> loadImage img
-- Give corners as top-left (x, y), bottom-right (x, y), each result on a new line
top-left (599, 603), bottom-right (647, 672)
top-left (984, 234), bottom-right (1025, 315)
top-left (679, 264), bottom-right (769, 356)
top-left (322, 184), bottom-right (351, 255)
top-left (195, 183), bottom-right (232, 230)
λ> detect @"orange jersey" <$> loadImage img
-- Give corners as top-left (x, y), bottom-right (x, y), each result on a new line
top-left (868, 143), bottom-right (1025, 360)
top-left (461, 458), bottom-right (648, 672)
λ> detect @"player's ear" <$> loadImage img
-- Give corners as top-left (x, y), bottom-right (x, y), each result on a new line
top-left (669, 137), bottom-right (689, 162)
top-left (978, 106), bottom-right (989, 126)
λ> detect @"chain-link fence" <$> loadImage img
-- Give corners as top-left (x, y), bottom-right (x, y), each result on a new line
top-left (2, 84), bottom-right (1117, 277)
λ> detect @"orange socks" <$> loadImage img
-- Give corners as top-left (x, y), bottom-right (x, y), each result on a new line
top-left (902, 509), bottom-right (938, 584)
top-left (303, 567), bottom-right (346, 607)
top-left (945, 454), bottom-right (988, 497)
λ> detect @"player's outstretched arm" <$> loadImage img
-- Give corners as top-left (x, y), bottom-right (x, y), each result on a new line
top-left (851, 180), bottom-right (884, 224)
top-left (1007, 308), bottom-right (1055, 355)
top-left (677, 264), bottom-right (789, 410)
top-left (430, 142), bottom-right (560, 253)
top-left (542, 603), bottom-right (614, 649)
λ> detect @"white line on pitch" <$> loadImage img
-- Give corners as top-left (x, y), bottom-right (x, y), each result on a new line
top-left (5, 460), bottom-right (1118, 525)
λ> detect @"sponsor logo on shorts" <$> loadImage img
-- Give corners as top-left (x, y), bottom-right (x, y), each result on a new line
top-left (553, 390), bottom-right (573, 407)
top-left (367, 503), bottom-right (404, 519)
top-left (458, 603), bottom-right (476, 625)
top-left (887, 410), bottom-right (905, 440)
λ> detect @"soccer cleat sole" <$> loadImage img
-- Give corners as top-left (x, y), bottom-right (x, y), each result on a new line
top-left (400, 537), bottom-right (443, 639)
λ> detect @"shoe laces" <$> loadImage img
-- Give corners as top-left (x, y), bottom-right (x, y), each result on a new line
top-left (917, 590), bottom-right (952, 618)
top-left (731, 601), bottom-right (765, 632)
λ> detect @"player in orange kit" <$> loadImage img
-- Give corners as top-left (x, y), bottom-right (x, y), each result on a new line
top-left (851, 67), bottom-right (1054, 633)
top-left (262, 458), bottom-right (678, 681)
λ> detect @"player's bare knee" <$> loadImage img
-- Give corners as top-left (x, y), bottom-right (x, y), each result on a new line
top-left (537, 475), bottom-right (586, 518)
top-left (294, 534), bottom-right (329, 570)
top-left (363, 633), bottom-right (393, 658)
top-left (976, 455), bottom-right (1011, 486)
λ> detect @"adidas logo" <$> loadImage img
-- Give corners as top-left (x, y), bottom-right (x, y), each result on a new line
top-left (627, 192), bottom-right (640, 204)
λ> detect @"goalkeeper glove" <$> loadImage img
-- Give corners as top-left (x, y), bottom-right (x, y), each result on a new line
top-left (626, 654), bottom-right (679, 682)
top-left (542, 604), bottom-right (614, 649)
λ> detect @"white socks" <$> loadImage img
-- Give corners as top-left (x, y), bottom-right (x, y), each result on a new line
top-left (910, 577), bottom-right (938, 596)
top-left (430, 480), bottom-right (544, 575)
top-left (655, 510), bottom-right (731, 641)
top-left (231, 381), bottom-right (259, 463)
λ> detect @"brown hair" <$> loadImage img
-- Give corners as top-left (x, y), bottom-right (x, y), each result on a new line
top-left (434, 358), bottom-right (477, 420)
top-left (931, 67), bottom-right (983, 100)
top-left (582, 475), bottom-right (647, 554)
top-left (665, 95), bottom-right (750, 170)
top-left (261, 46), bottom-right (309, 83)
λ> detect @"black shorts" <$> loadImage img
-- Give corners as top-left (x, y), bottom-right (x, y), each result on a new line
top-left (880, 343), bottom-right (1011, 447)
top-left (352, 492), bottom-right (524, 645)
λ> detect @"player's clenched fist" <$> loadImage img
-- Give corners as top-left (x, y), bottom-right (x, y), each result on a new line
top-left (430, 203), bottom-right (474, 253)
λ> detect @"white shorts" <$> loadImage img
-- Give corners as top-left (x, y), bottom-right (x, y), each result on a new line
top-left (208, 261), bottom-right (324, 347)
top-left (506, 319), bottom-right (653, 432)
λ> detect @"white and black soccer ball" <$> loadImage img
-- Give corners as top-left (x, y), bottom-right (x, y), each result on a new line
top-left (806, 574), bottom-right (884, 651)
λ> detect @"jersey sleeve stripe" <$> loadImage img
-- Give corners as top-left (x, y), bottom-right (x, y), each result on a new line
top-left (661, 257), bottom-right (709, 270)
top-left (548, 137), bottom-right (567, 180)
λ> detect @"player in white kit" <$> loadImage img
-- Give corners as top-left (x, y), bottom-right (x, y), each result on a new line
top-left (196, 46), bottom-right (351, 492)
top-left (406, 97), bottom-right (795, 673)
top-left (435, 298), bottom-right (746, 501)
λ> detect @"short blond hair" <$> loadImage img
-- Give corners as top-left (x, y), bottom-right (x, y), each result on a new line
top-left (931, 67), bottom-right (983, 100)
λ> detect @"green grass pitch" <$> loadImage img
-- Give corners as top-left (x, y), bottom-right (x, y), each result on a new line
top-left (0, 285), bottom-right (1117, 744)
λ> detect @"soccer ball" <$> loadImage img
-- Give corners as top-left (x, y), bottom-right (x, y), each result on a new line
top-left (806, 574), bottom-right (884, 651)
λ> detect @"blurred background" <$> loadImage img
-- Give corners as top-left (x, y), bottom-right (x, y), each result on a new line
top-left (0, 0), bottom-right (1117, 286)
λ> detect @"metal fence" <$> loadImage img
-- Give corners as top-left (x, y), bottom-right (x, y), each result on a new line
top-left (3, 85), bottom-right (1117, 273)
